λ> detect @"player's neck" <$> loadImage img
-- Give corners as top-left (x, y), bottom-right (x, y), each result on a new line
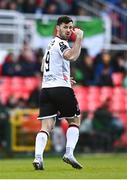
top-left (56, 35), bottom-right (68, 41)
top-left (56, 35), bottom-right (63, 39)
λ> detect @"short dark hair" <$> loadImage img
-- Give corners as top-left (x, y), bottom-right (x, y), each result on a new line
top-left (57, 16), bottom-right (73, 25)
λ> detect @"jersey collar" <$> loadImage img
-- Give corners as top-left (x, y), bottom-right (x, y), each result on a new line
top-left (56, 36), bottom-right (68, 41)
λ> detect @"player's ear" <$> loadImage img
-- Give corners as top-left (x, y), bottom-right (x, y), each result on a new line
top-left (56, 25), bottom-right (59, 32)
top-left (55, 25), bottom-right (60, 36)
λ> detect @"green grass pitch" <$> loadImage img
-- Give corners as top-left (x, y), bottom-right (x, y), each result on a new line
top-left (0, 153), bottom-right (127, 179)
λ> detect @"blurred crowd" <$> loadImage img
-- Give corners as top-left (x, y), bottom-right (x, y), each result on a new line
top-left (0, 0), bottom-right (127, 15)
top-left (0, 0), bottom-right (127, 153)
top-left (84, 0), bottom-right (127, 42)
top-left (0, 42), bottom-right (43, 77)
top-left (0, 0), bottom-right (80, 15)
top-left (0, 42), bottom-right (127, 152)
top-left (79, 98), bottom-right (125, 152)
top-left (72, 48), bottom-right (127, 87)
top-left (1, 43), bottom-right (127, 87)
top-left (0, 0), bottom-right (127, 42)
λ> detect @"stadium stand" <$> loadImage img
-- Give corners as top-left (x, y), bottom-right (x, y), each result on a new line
top-left (0, 0), bottom-right (127, 152)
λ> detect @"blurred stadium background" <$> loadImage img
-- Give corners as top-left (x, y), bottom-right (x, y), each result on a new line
top-left (0, 0), bottom-right (127, 159)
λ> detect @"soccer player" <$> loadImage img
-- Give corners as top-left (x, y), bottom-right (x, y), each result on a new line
top-left (33, 15), bottom-right (84, 170)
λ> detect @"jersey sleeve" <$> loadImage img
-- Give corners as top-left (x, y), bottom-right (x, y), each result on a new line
top-left (58, 40), bottom-right (70, 57)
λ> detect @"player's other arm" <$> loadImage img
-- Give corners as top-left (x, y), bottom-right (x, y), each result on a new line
top-left (63, 29), bottom-right (84, 61)
top-left (41, 57), bottom-right (45, 73)
top-left (40, 57), bottom-right (45, 81)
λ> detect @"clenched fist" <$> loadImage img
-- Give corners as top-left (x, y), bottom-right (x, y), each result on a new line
top-left (70, 27), bottom-right (84, 41)
top-left (74, 28), bottom-right (84, 39)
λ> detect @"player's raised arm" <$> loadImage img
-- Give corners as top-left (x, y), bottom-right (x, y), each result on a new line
top-left (63, 28), bottom-right (84, 61)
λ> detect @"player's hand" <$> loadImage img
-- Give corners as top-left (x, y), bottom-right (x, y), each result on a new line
top-left (74, 28), bottom-right (84, 39)
top-left (70, 77), bottom-right (76, 86)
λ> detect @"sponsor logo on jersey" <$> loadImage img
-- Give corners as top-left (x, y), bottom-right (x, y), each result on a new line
top-left (44, 75), bottom-right (56, 82)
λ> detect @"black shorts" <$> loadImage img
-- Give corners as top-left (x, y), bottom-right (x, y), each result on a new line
top-left (38, 87), bottom-right (80, 120)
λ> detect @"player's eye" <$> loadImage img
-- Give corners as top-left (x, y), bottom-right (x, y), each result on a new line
top-left (64, 26), bottom-right (68, 29)
top-left (69, 26), bottom-right (73, 30)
